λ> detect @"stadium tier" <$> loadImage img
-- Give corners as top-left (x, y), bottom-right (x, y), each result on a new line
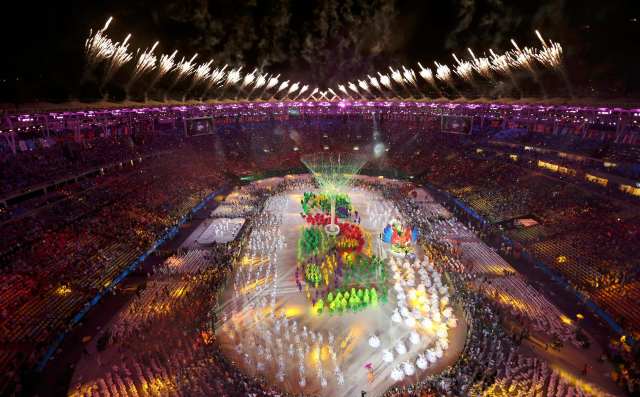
top-left (1, 101), bottom-right (638, 396)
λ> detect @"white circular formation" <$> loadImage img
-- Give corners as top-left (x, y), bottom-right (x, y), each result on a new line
top-left (367, 255), bottom-right (457, 380)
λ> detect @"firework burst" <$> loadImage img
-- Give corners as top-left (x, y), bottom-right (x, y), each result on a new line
top-left (534, 30), bottom-right (563, 70)
top-left (338, 84), bottom-right (350, 98)
top-left (467, 48), bottom-right (493, 79)
top-left (402, 66), bottom-right (418, 87)
top-left (509, 40), bottom-right (536, 73)
top-left (358, 80), bottom-right (372, 97)
top-left (489, 49), bottom-right (512, 74)
top-left (173, 54), bottom-right (199, 84)
top-left (292, 84), bottom-right (309, 100)
top-left (102, 33), bottom-right (133, 86)
top-left (305, 87), bottom-right (319, 101)
top-left (126, 41), bottom-right (158, 94)
top-left (286, 82), bottom-right (300, 99)
top-left (452, 54), bottom-right (475, 83)
top-left (241, 69), bottom-right (258, 89)
top-left (367, 75), bottom-right (381, 91)
top-left (434, 62), bottom-right (453, 84)
top-left (85, 17), bottom-right (115, 68)
top-left (417, 63), bottom-right (435, 85)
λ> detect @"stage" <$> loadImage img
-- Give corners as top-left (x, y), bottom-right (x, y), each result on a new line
top-left (215, 185), bottom-right (467, 397)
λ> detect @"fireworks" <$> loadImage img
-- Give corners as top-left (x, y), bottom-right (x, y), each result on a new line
top-left (402, 66), bottom-right (418, 87)
top-left (127, 41), bottom-right (158, 90)
top-left (489, 49), bottom-right (512, 74)
top-left (203, 65), bottom-right (227, 96)
top-left (509, 40), bottom-right (536, 72)
top-left (417, 63), bottom-right (436, 85)
top-left (224, 67), bottom-right (243, 86)
top-left (338, 84), bottom-right (349, 97)
top-left (389, 67), bottom-right (405, 86)
top-left (174, 54), bottom-right (199, 82)
top-left (193, 60), bottom-right (213, 86)
top-left (452, 54), bottom-right (474, 82)
top-left (266, 75), bottom-right (280, 90)
top-left (286, 82), bottom-right (300, 97)
top-left (85, 17), bottom-right (115, 67)
top-left (157, 51), bottom-right (178, 79)
top-left (293, 84), bottom-right (309, 100)
top-left (254, 73), bottom-right (267, 89)
top-left (210, 65), bottom-right (228, 85)
top-left (305, 87), bottom-right (319, 100)
top-left (377, 73), bottom-right (392, 90)
top-left (434, 62), bottom-right (452, 83)
top-left (82, 18), bottom-right (569, 101)
top-left (348, 81), bottom-right (360, 95)
top-left (367, 75), bottom-right (381, 91)
top-left (275, 80), bottom-right (289, 96)
top-left (103, 33), bottom-right (133, 85)
top-left (467, 48), bottom-right (493, 79)
top-left (358, 80), bottom-right (371, 96)
top-left (534, 30), bottom-right (563, 70)
top-left (241, 69), bottom-right (257, 89)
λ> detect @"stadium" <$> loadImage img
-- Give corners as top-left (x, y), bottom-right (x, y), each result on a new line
top-left (1, 2), bottom-right (639, 397)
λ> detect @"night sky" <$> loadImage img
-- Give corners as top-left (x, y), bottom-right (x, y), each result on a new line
top-left (0, 0), bottom-right (638, 103)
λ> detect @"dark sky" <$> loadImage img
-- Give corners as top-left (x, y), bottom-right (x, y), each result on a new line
top-left (0, 0), bottom-right (638, 102)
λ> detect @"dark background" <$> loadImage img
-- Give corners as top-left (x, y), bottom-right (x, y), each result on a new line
top-left (0, 0), bottom-right (638, 103)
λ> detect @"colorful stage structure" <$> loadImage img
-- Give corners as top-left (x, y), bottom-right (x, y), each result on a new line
top-left (301, 152), bottom-right (367, 236)
top-left (382, 219), bottom-right (418, 256)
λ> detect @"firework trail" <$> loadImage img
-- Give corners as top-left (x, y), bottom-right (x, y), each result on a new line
top-left (183, 59), bottom-right (213, 100)
top-left (200, 65), bottom-right (227, 99)
top-left (165, 54), bottom-right (198, 99)
top-left (417, 62), bottom-right (441, 98)
top-left (235, 68), bottom-right (257, 99)
top-left (304, 87), bottom-right (319, 101)
top-left (285, 82), bottom-right (300, 100)
top-left (534, 30), bottom-right (571, 97)
top-left (358, 80), bottom-right (373, 98)
top-left (145, 50), bottom-right (177, 98)
top-left (216, 67), bottom-right (242, 100)
top-left (402, 66), bottom-right (418, 87)
top-left (319, 90), bottom-right (333, 101)
top-left (241, 69), bottom-right (258, 89)
top-left (402, 65), bottom-right (420, 97)
top-left (452, 54), bottom-right (475, 82)
top-left (101, 33), bottom-right (133, 89)
top-left (434, 62), bottom-right (452, 83)
top-left (270, 80), bottom-right (289, 100)
top-left (246, 72), bottom-right (267, 100)
top-left (489, 49), bottom-right (522, 97)
top-left (435, 61), bottom-right (462, 97)
top-left (452, 53), bottom-right (477, 97)
top-left (125, 41), bottom-right (158, 97)
top-left (348, 81), bottom-right (364, 99)
top-left (258, 74), bottom-right (280, 99)
top-left (85, 17), bottom-right (115, 69)
top-left (327, 88), bottom-right (340, 101)
top-left (292, 85), bottom-right (309, 101)
top-left (338, 84), bottom-right (351, 100)
top-left (467, 48), bottom-right (493, 80)
top-left (367, 75), bottom-right (385, 98)
top-left (224, 66), bottom-right (242, 86)
top-left (377, 72), bottom-right (401, 99)
top-left (389, 67), bottom-right (412, 98)
top-left (510, 39), bottom-right (546, 97)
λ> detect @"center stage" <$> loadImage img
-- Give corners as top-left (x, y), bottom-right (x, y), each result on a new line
top-left (215, 186), bottom-right (467, 397)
